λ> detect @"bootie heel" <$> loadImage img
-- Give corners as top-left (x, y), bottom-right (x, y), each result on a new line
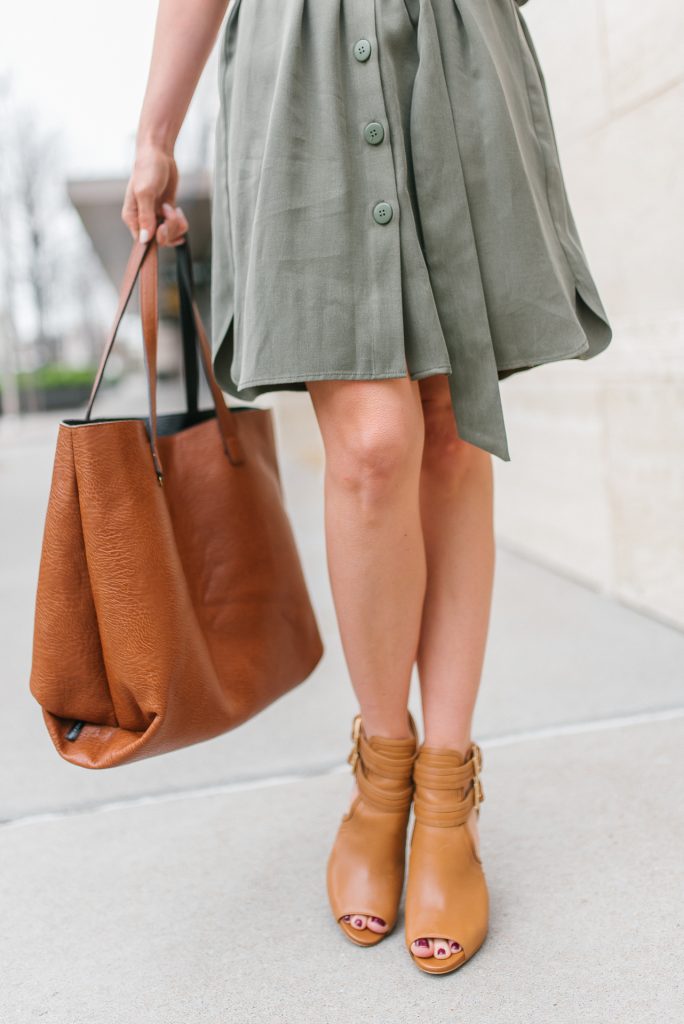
top-left (405, 742), bottom-right (489, 974)
top-left (327, 712), bottom-right (418, 946)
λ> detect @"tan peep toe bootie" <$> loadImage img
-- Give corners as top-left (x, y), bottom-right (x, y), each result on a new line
top-left (405, 742), bottom-right (489, 974)
top-left (327, 713), bottom-right (418, 946)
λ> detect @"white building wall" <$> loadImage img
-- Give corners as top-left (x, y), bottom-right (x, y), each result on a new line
top-left (493, 0), bottom-right (684, 628)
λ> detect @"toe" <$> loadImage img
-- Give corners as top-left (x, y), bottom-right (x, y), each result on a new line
top-left (366, 916), bottom-right (389, 935)
top-left (449, 939), bottom-right (463, 956)
top-left (349, 914), bottom-right (368, 931)
top-left (433, 938), bottom-right (451, 959)
top-left (411, 937), bottom-right (433, 958)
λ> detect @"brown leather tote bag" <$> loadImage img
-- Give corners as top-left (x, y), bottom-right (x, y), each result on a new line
top-left (29, 234), bottom-right (323, 769)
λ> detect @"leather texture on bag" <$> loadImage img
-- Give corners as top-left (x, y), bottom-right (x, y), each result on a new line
top-left (29, 235), bottom-right (324, 769)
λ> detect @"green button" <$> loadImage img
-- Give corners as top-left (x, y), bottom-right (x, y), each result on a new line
top-left (372, 201), bottom-right (393, 225)
top-left (353, 39), bottom-right (372, 62)
top-left (364, 121), bottom-right (385, 146)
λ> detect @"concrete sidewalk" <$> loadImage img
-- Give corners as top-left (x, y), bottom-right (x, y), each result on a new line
top-left (1, 379), bottom-right (683, 1023)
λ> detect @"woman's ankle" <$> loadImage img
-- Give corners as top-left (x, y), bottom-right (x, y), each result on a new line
top-left (421, 731), bottom-right (472, 755)
top-left (360, 710), bottom-right (414, 741)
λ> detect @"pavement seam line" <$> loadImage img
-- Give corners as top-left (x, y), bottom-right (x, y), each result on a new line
top-left (3, 704), bottom-right (684, 830)
top-left (481, 704), bottom-right (684, 746)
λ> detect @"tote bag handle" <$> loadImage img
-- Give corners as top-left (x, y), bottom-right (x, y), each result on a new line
top-left (84, 234), bottom-right (243, 483)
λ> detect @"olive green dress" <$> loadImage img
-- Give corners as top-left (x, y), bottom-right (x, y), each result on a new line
top-left (209, 0), bottom-right (612, 461)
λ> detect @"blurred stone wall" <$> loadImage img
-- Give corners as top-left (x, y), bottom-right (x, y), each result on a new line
top-left (493, 0), bottom-right (684, 628)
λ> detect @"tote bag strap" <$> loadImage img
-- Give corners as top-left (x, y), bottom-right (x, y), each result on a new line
top-left (176, 241), bottom-right (201, 418)
top-left (84, 239), bottom-right (152, 420)
top-left (173, 240), bottom-right (244, 465)
top-left (139, 238), bottom-right (245, 473)
top-left (84, 233), bottom-right (244, 484)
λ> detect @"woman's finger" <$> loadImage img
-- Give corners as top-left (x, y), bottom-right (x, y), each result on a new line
top-left (121, 183), bottom-right (140, 241)
top-left (158, 202), bottom-right (189, 247)
top-left (136, 187), bottom-right (159, 244)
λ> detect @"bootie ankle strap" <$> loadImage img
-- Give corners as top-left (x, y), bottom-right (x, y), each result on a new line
top-left (413, 743), bottom-right (484, 827)
top-left (347, 714), bottom-right (417, 813)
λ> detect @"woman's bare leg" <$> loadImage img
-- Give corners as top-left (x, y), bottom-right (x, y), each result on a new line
top-left (306, 375), bottom-right (426, 934)
top-left (411, 372), bottom-right (495, 961)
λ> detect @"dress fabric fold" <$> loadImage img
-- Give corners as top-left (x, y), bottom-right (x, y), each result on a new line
top-left (210, 0), bottom-right (612, 461)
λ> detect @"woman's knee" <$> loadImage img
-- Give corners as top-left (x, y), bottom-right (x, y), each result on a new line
top-left (310, 379), bottom-right (424, 502)
top-left (419, 378), bottom-right (489, 479)
top-left (338, 422), bottom-right (420, 497)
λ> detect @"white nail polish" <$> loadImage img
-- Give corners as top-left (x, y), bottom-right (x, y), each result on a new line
top-left (139, 228), bottom-right (150, 243)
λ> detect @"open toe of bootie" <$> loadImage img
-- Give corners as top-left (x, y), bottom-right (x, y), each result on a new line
top-left (405, 742), bottom-right (489, 976)
top-left (409, 942), bottom-right (467, 975)
top-left (337, 914), bottom-right (389, 947)
top-left (327, 713), bottom-right (418, 948)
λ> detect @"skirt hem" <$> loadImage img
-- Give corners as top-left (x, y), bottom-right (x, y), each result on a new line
top-left (232, 366), bottom-right (453, 388)
top-left (496, 338), bottom-right (590, 376)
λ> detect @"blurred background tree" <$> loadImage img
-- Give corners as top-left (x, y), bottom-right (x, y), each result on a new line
top-left (0, 74), bottom-right (113, 412)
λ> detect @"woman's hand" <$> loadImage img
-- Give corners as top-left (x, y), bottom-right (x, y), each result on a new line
top-left (121, 143), bottom-right (189, 247)
top-left (119, 0), bottom-right (231, 245)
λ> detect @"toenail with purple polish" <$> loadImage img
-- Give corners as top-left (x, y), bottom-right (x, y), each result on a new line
top-left (450, 941), bottom-right (462, 951)
top-left (436, 947), bottom-right (447, 957)
top-left (371, 917), bottom-right (386, 926)
top-left (415, 938), bottom-right (429, 948)
top-left (353, 918), bottom-right (364, 927)
top-left (342, 915), bottom-right (351, 922)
